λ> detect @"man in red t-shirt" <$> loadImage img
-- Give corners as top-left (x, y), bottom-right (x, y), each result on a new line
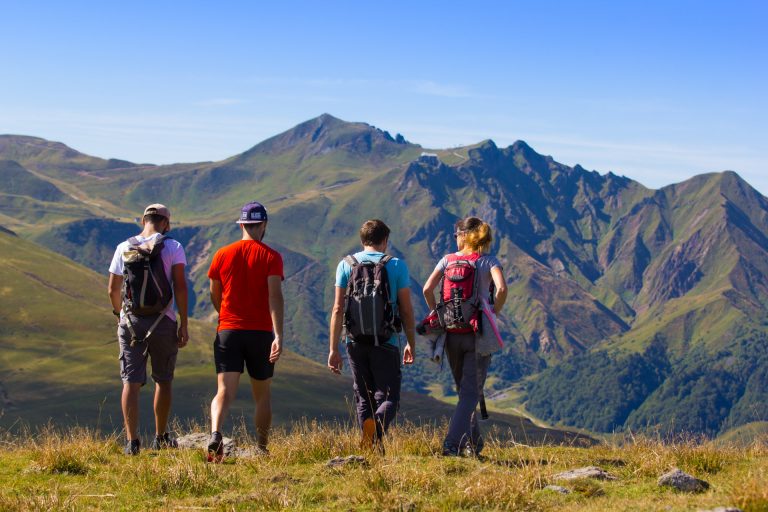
top-left (206, 201), bottom-right (284, 459)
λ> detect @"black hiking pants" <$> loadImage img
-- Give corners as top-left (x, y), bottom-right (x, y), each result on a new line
top-left (346, 341), bottom-right (401, 439)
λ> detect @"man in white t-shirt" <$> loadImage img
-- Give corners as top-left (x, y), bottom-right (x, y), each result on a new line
top-left (107, 203), bottom-right (189, 455)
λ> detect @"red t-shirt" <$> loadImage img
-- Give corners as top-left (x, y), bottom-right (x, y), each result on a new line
top-left (208, 240), bottom-right (284, 332)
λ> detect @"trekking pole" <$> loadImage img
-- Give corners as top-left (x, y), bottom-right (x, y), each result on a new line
top-left (479, 395), bottom-right (489, 420)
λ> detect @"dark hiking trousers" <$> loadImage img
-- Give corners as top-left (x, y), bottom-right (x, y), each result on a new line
top-left (444, 332), bottom-right (491, 454)
top-left (346, 341), bottom-right (402, 439)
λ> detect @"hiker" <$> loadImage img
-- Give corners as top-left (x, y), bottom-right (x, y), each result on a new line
top-left (207, 201), bottom-right (284, 460)
top-left (422, 216), bottom-right (507, 457)
top-left (107, 204), bottom-right (189, 455)
top-left (327, 219), bottom-right (416, 451)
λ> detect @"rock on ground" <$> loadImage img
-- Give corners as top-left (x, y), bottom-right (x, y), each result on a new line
top-left (326, 455), bottom-right (368, 468)
top-left (697, 508), bottom-right (742, 512)
top-left (552, 466), bottom-right (618, 481)
top-left (176, 433), bottom-right (260, 458)
top-left (543, 485), bottom-right (571, 494)
top-left (657, 468), bottom-right (710, 493)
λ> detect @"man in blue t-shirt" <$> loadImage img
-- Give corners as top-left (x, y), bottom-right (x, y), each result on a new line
top-left (328, 219), bottom-right (415, 451)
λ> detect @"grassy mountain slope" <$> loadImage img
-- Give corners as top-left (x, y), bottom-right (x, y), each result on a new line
top-left (5, 114), bottom-right (768, 436)
top-left (0, 159), bottom-right (66, 202)
top-left (0, 231), bottom-right (581, 444)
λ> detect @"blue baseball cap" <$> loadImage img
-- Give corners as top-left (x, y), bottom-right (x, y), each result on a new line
top-left (236, 201), bottom-right (268, 224)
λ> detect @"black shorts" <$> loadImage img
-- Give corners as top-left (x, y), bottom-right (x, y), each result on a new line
top-left (213, 329), bottom-right (275, 380)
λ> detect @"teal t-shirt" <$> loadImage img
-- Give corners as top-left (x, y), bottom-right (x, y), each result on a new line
top-left (335, 251), bottom-right (409, 345)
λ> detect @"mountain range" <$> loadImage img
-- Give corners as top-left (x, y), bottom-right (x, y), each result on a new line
top-left (2, 113), bottom-right (767, 437)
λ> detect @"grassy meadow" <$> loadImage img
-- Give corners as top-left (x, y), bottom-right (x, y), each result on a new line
top-left (1, 422), bottom-right (767, 511)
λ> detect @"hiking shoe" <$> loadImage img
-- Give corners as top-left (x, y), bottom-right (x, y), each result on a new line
top-left (360, 418), bottom-right (376, 450)
top-left (150, 432), bottom-right (178, 450)
top-left (442, 443), bottom-right (460, 457)
top-left (124, 439), bottom-right (140, 456)
top-left (207, 431), bottom-right (224, 463)
top-left (464, 437), bottom-right (484, 458)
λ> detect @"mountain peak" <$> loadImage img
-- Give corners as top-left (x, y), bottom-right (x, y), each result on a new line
top-left (511, 140), bottom-right (533, 152)
top-left (0, 134), bottom-right (86, 160)
top-left (315, 112), bottom-right (343, 124)
top-left (240, 114), bottom-right (417, 159)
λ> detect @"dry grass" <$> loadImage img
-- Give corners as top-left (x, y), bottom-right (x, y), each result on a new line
top-left (27, 425), bottom-right (114, 475)
top-left (730, 466), bottom-right (768, 512)
top-left (0, 422), bottom-right (765, 511)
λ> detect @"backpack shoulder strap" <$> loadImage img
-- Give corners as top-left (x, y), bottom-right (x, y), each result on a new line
top-left (344, 255), bottom-right (359, 267)
top-left (127, 236), bottom-right (141, 246)
top-left (379, 254), bottom-right (393, 265)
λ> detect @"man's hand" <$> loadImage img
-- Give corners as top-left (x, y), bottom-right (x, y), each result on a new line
top-left (402, 344), bottom-right (415, 365)
top-left (328, 349), bottom-right (343, 374)
top-left (269, 336), bottom-right (283, 363)
top-left (177, 323), bottom-right (189, 348)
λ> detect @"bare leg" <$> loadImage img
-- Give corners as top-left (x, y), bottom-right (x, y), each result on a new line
top-left (153, 381), bottom-right (173, 435)
top-left (249, 378), bottom-right (272, 449)
top-left (210, 372), bottom-right (240, 433)
top-left (122, 382), bottom-right (142, 440)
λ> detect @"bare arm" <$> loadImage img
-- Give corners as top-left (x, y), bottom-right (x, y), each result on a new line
top-left (172, 263), bottom-right (189, 347)
top-left (108, 274), bottom-right (123, 318)
top-left (327, 287), bottom-right (346, 374)
top-left (491, 266), bottom-right (508, 314)
top-left (267, 275), bottom-right (284, 362)
top-left (209, 279), bottom-right (222, 313)
top-left (422, 267), bottom-right (443, 311)
top-left (397, 287), bottom-right (416, 365)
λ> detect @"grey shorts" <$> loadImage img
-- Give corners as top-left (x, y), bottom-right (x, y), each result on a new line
top-left (117, 314), bottom-right (178, 385)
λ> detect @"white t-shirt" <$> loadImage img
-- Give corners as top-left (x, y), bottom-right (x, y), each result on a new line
top-left (109, 233), bottom-right (187, 321)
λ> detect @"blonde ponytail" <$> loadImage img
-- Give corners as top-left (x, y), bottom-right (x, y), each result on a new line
top-left (456, 216), bottom-right (493, 253)
top-left (464, 222), bottom-right (492, 253)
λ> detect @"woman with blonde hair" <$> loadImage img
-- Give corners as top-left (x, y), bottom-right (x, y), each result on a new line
top-left (422, 216), bottom-right (507, 456)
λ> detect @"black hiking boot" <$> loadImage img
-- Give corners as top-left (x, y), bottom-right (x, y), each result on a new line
top-left (151, 432), bottom-right (178, 450)
top-left (207, 431), bottom-right (224, 463)
top-left (124, 438), bottom-right (141, 456)
top-left (441, 443), bottom-right (460, 457)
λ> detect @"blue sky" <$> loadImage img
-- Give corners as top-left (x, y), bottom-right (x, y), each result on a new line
top-left (1, 1), bottom-right (766, 193)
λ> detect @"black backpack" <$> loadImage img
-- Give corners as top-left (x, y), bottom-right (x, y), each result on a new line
top-left (121, 235), bottom-right (173, 317)
top-left (342, 254), bottom-right (399, 346)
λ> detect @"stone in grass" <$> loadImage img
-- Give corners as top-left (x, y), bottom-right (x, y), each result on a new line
top-left (543, 485), bottom-right (571, 495)
top-left (326, 455), bottom-right (368, 468)
top-left (657, 468), bottom-right (710, 493)
top-left (552, 466), bottom-right (618, 481)
top-left (697, 508), bottom-right (742, 512)
top-left (176, 433), bottom-right (238, 458)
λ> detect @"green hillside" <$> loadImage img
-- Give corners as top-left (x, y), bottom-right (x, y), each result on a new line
top-left (4, 114), bottom-right (768, 437)
top-left (0, 230), bottom-right (582, 445)
top-left (0, 159), bottom-right (66, 202)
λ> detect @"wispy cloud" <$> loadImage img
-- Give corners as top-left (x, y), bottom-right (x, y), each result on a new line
top-left (241, 75), bottom-right (478, 98)
top-left (194, 98), bottom-right (248, 107)
top-left (410, 80), bottom-right (474, 98)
